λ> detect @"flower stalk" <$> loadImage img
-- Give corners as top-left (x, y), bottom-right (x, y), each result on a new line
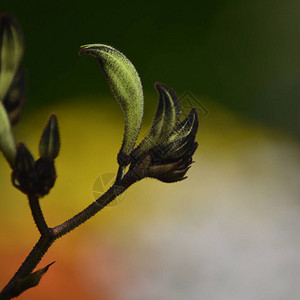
top-left (0, 13), bottom-right (200, 299)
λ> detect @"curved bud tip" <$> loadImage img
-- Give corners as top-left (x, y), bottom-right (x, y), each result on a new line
top-left (187, 108), bottom-right (199, 137)
top-left (78, 44), bottom-right (101, 56)
top-left (154, 82), bottom-right (164, 91)
top-left (39, 114), bottom-right (60, 159)
top-left (154, 82), bottom-right (181, 111)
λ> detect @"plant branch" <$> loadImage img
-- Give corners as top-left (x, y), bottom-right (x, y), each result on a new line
top-left (28, 195), bottom-right (49, 237)
top-left (52, 169), bottom-right (137, 238)
top-left (0, 170), bottom-right (138, 299)
top-left (0, 236), bottom-right (53, 299)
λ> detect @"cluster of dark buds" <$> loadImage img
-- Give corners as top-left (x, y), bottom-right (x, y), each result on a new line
top-left (0, 13), bottom-right (199, 299)
top-left (128, 84), bottom-right (198, 183)
top-left (12, 115), bottom-right (60, 197)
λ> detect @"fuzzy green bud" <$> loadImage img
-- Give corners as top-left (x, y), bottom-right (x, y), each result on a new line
top-left (0, 13), bottom-right (24, 102)
top-left (79, 44), bottom-right (144, 165)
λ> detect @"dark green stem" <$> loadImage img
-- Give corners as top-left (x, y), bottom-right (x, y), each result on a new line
top-left (0, 236), bottom-right (53, 299)
top-left (28, 196), bottom-right (49, 237)
top-left (0, 170), bottom-right (138, 299)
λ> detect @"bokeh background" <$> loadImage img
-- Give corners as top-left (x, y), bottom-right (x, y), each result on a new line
top-left (1, 0), bottom-right (300, 299)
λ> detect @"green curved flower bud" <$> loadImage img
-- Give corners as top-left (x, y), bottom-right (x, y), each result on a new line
top-left (3, 69), bottom-right (26, 126)
top-left (0, 13), bottom-right (24, 102)
top-left (39, 114), bottom-right (60, 159)
top-left (79, 44), bottom-right (144, 165)
top-left (129, 108), bottom-right (199, 183)
top-left (153, 108), bottom-right (198, 162)
top-left (0, 101), bottom-right (16, 167)
top-left (131, 82), bottom-right (181, 161)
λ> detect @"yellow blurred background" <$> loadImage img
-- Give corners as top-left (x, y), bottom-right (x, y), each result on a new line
top-left (1, 96), bottom-right (299, 299)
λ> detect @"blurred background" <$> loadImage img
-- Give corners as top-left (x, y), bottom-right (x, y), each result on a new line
top-left (1, 0), bottom-right (300, 299)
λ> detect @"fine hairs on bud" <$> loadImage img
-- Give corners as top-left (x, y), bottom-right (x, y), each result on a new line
top-left (79, 44), bottom-right (144, 166)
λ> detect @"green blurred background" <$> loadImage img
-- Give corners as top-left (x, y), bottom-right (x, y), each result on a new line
top-left (1, 1), bottom-right (300, 299)
top-left (2, 0), bottom-right (300, 135)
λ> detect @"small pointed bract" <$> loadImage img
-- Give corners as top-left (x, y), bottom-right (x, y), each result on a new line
top-left (2, 262), bottom-right (55, 298)
top-left (131, 82), bottom-right (181, 161)
top-left (39, 114), bottom-right (60, 159)
top-left (0, 13), bottom-right (24, 102)
top-left (0, 101), bottom-right (16, 167)
top-left (79, 44), bottom-right (144, 165)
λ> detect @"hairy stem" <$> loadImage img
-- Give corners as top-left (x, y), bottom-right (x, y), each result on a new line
top-left (0, 236), bottom-right (53, 299)
top-left (28, 196), bottom-right (49, 237)
top-left (53, 169), bottom-right (137, 238)
top-left (52, 185), bottom-right (119, 238)
top-left (0, 170), bottom-right (138, 299)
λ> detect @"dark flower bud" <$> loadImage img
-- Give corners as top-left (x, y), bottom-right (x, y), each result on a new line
top-left (147, 158), bottom-right (192, 183)
top-left (12, 143), bottom-right (37, 194)
top-left (14, 142), bottom-right (34, 172)
top-left (152, 108), bottom-right (198, 163)
top-left (39, 114), bottom-right (60, 160)
top-left (34, 157), bottom-right (56, 197)
top-left (12, 143), bottom-right (57, 197)
top-left (129, 106), bottom-right (199, 183)
top-left (131, 82), bottom-right (181, 161)
top-left (130, 150), bottom-right (196, 183)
